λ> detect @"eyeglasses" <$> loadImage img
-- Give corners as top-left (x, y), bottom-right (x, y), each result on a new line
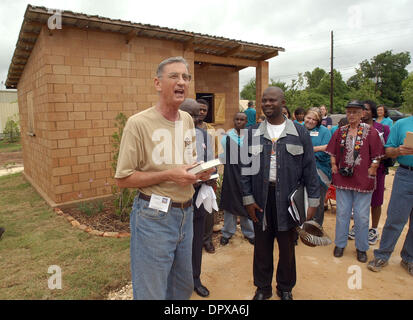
top-left (165, 72), bottom-right (192, 82)
top-left (346, 109), bottom-right (362, 115)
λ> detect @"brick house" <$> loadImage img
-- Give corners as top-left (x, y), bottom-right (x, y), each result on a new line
top-left (5, 5), bottom-right (284, 207)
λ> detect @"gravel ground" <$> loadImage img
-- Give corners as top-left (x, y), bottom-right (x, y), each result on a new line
top-left (107, 283), bottom-right (133, 300)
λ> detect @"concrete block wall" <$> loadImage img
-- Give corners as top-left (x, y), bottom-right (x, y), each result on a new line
top-left (194, 64), bottom-right (239, 131)
top-left (17, 28), bottom-right (54, 201)
top-left (18, 26), bottom-right (195, 205)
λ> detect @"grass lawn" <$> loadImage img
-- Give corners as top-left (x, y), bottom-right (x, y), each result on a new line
top-left (0, 140), bottom-right (22, 153)
top-left (0, 173), bottom-right (131, 300)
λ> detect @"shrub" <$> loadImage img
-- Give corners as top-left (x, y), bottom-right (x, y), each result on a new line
top-left (111, 113), bottom-right (135, 221)
top-left (77, 202), bottom-right (95, 217)
top-left (77, 200), bottom-right (106, 217)
top-left (3, 117), bottom-right (20, 143)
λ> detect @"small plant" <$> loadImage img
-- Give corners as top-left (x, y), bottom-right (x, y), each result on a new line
top-left (95, 200), bottom-right (105, 213)
top-left (111, 112), bottom-right (135, 221)
top-left (77, 200), bottom-right (106, 216)
top-left (112, 187), bottom-right (136, 222)
top-left (111, 113), bottom-right (128, 174)
top-left (77, 202), bottom-right (95, 217)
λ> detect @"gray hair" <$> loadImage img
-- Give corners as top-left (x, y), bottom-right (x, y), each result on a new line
top-left (156, 56), bottom-right (189, 78)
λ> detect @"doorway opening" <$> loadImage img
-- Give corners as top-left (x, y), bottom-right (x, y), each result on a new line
top-left (196, 93), bottom-right (214, 123)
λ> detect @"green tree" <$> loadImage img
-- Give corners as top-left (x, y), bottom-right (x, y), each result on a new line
top-left (401, 72), bottom-right (413, 113)
top-left (346, 69), bottom-right (365, 90)
top-left (284, 73), bottom-right (303, 109)
top-left (270, 79), bottom-right (288, 92)
top-left (240, 78), bottom-right (288, 100)
top-left (350, 78), bottom-right (380, 102)
top-left (304, 67), bottom-right (327, 89)
top-left (316, 69), bottom-right (349, 97)
top-left (358, 50), bottom-right (411, 107)
top-left (315, 69), bottom-right (350, 113)
top-left (240, 78), bottom-right (256, 100)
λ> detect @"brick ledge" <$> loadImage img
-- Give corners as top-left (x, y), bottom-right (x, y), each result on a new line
top-left (54, 207), bottom-right (130, 238)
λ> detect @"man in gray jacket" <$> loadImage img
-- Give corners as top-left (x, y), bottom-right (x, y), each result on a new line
top-left (241, 87), bottom-right (320, 300)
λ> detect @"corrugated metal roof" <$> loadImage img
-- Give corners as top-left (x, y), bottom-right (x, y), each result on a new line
top-left (6, 4), bottom-right (285, 89)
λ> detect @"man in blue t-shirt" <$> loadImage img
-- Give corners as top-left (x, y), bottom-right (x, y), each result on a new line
top-left (244, 101), bottom-right (256, 127)
top-left (368, 115), bottom-right (413, 276)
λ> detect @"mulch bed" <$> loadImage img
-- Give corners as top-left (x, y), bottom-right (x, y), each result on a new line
top-left (63, 199), bottom-right (130, 233)
top-left (61, 199), bottom-right (225, 237)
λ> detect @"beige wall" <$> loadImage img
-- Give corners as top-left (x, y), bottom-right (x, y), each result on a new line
top-left (17, 28), bottom-right (53, 202)
top-left (18, 26), bottom-right (195, 205)
top-left (194, 64), bottom-right (239, 132)
top-left (17, 25), bottom-right (248, 206)
top-left (0, 101), bottom-right (19, 133)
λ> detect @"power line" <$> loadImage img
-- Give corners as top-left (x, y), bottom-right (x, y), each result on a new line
top-left (298, 18), bottom-right (413, 40)
top-left (285, 27), bottom-right (413, 54)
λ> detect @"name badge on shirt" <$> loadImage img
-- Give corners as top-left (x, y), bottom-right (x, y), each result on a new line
top-left (310, 131), bottom-right (319, 137)
top-left (148, 194), bottom-right (171, 213)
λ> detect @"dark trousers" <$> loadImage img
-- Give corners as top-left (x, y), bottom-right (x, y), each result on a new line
top-left (313, 182), bottom-right (328, 226)
top-left (253, 186), bottom-right (297, 293)
top-left (192, 201), bottom-right (207, 288)
top-left (203, 211), bottom-right (214, 245)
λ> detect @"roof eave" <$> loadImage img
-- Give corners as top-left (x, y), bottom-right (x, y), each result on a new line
top-left (5, 4), bottom-right (285, 88)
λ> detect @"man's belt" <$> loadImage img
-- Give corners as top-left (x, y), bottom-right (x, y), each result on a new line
top-left (400, 164), bottom-right (413, 171)
top-left (138, 193), bottom-right (192, 209)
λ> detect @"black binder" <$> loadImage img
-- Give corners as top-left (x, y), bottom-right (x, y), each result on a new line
top-left (288, 184), bottom-right (308, 226)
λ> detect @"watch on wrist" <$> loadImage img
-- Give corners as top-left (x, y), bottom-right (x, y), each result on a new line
top-left (372, 159), bottom-right (379, 164)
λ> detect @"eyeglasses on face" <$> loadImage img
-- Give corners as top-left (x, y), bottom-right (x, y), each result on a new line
top-left (165, 72), bottom-right (192, 82)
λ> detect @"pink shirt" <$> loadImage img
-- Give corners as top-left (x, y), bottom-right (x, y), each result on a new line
top-left (326, 123), bottom-right (385, 192)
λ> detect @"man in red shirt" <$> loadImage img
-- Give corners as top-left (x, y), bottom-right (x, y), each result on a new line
top-left (326, 100), bottom-right (385, 263)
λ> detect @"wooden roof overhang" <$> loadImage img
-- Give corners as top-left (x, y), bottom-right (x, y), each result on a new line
top-left (6, 5), bottom-right (284, 88)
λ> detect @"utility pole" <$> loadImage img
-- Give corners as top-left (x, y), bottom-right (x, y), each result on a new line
top-left (330, 30), bottom-right (334, 114)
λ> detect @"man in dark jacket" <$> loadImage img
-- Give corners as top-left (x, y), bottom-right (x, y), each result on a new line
top-left (241, 87), bottom-right (320, 300)
top-left (180, 98), bottom-right (214, 298)
top-left (219, 112), bottom-right (255, 246)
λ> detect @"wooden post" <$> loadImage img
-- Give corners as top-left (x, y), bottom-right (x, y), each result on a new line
top-left (255, 60), bottom-right (269, 117)
top-left (330, 30), bottom-right (334, 114)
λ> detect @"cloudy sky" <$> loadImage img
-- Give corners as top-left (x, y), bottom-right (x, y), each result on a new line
top-left (1, 0), bottom-right (412, 91)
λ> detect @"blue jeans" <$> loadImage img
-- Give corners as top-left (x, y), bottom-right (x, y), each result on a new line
top-left (335, 189), bottom-right (372, 252)
top-left (221, 210), bottom-right (255, 239)
top-left (374, 167), bottom-right (413, 263)
top-left (130, 196), bottom-right (194, 300)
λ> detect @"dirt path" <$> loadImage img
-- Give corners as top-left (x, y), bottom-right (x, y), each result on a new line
top-left (3, 150), bottom-right (410, 299)
top-left (193, 171), bottom-right (412, 300)
top-left (0, 151), bottom-right (23, 167)
top-left (108, 171), bottom-right (412, 300)
top-left (4, 146), bottom-right (410, 299)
